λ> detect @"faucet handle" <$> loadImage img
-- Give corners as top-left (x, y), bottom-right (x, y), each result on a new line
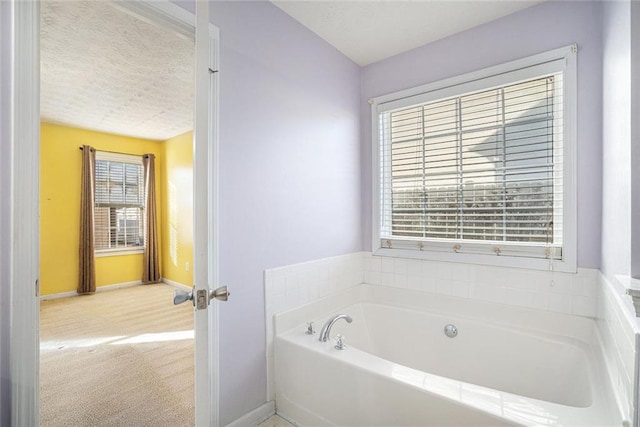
top-left (334, 334), bottom-right (346, 350)
top-left (305, 321), bottom-right (315, 335)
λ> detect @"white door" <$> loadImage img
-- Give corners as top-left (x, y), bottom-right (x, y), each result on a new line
top-left (9, 1), bottom-right (222, 425)
top-left (192, 1), bottom-right (223, 426)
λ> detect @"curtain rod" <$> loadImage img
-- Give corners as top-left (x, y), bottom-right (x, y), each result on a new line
top-left (78, 146), bottom-right (153, 158)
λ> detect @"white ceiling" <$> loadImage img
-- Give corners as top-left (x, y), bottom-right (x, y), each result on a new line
top-left (271, 0), bottom-right (543, 66)
top-left (40, 1), bottom-right (194, 141)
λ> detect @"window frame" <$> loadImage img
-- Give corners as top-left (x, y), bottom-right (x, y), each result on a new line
top-left (371, 45), bottom-right (577, 272)
top-left (94, 151), bottom-right (146, 257)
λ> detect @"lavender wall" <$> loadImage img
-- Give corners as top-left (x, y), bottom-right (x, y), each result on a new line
top-left (0, 2), bottom-right (11, 425)
top-left (361, 1), bottom-right (603, 269)
top-left (178, 1), bottom-right (362, 424)
top-left (601, 0), bottom-right (631, 280)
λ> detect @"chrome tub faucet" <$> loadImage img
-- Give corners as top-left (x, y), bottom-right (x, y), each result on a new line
top-left (318, 313), bottom-right (352, 342)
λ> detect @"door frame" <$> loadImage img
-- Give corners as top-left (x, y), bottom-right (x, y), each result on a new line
top-left (8, 1), bottom-right (220, 425)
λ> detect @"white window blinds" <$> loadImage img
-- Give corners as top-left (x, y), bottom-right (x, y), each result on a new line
top-left (94, 153), bottom-right (145, 251)
top-left (378, 73), bottom-right (564, 260)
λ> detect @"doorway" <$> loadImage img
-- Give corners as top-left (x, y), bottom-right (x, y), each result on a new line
top-left (8, 0), bottom-right (224, 425)
top-left (38, 1), bottom-right (196, 424)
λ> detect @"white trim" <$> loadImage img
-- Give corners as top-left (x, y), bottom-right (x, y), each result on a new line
top-left (377, 58), bottom-right (565, 113)
top-left (162, 277), bottom-right (192, 291)
top-left (371, 45), bottom-right (576, 105)
top-left (95, 248), bottom-right (144, 257)
top-left (10, 0), bottom-right (40, 425)
top-left (95, 150), bottom-right (142, 165)
top-left (371, 44), bottom-right (577, 273)
top-left (111, 1), bottom-right (195, 39)
top-left (39, 281), bottom-right (143, 301)
top-left (208, 21), bottom-right (222, 427)
top-left (224, 401), bottom-right (276, 427)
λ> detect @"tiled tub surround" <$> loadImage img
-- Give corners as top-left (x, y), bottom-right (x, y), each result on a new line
top-left (264, 252), bottom-right (365, 400)
top-left (264, 252), bottom-right (638, 421)
top-left (274, 285), bottom-right (624, 426)
top-left (597, 274), bottom-right (640, 424)
top-left (362, 254), bottom-right (599, 318)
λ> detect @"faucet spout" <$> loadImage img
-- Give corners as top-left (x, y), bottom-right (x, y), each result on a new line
top-left (318, 313), bottom-right (352, 342)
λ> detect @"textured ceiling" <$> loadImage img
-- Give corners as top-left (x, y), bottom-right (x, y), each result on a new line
top-left (40, 1), bottom-right (194, 141)
top-left (271, 0), bottom-right (543, 66)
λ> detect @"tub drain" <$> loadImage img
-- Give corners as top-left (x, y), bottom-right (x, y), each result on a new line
top-left (444, 324), bottom-right (458, 338)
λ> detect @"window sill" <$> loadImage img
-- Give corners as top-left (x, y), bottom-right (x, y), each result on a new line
top-left (373, 247), bottom-right (576, 273)
top-left (95, 248), bottom-right (145, 258)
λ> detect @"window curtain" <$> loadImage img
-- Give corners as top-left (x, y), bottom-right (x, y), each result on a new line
top-left (78, 145), bottom-right (96, 294)
top-left (142, 154), bottom-right (160, 283)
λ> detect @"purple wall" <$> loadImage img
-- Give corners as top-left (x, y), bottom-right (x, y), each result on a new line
top-left (361, 1), bottom-right (603, 269)
top-left (176, 1), bottom-right (362, 423)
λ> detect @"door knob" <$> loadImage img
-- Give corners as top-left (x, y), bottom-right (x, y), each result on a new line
top-left (210, 285), bottom-right (229, 301)
top-left (173, 288), bottom-right (193, 305)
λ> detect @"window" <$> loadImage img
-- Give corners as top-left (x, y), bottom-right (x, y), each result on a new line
top-left (94, 152), bottom-right (145, 254)
top-left (372, 46), bottom-right (576, 272)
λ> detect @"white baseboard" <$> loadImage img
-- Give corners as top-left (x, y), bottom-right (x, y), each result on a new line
top-left (225, 401), bottom-right (275, 427)
top-left (40, 280), bottom-right (142, 300)
top-left (161, 278), bottom-right (191, 291)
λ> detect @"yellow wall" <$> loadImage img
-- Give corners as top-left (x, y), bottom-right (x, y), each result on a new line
top-left (40, 123), bottom-right (164, 295)
top-left (161, 131), bottom-right (194, 286)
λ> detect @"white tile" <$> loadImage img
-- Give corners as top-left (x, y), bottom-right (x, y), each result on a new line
top-left (369, 271), bottom-right (381, 285)
top-left (285, 271), bottom-right (299, 294)
top-left (298, 282), bottom-right (310, 305)
top-left (476, 266), bottom-right (500, 285)
top-left (407, 275), bottom-right (422, 291)
top-left (533, 291), bottom-right (551, 311)
top-left (470, 283), bottom-right (505, 304)
top-left (394, 258), bottom-right (408, 275)
top-left (381, 257), bottom-right (394, 273)
top-left (369, 255), bottom-right (382, 272)
top-left (363, 257), bottom-right (372, 273)
top-left (451, 281), bottom-right (470, 298)
top-left (363, 270), bottom-right (373, 284)
top-left (271, 273), bottom-right (286, 295)
top-left (506, 288), bottom-right (536, 308)
top-left (421, 277), bottom-right (436, 293)
top-left (547, 292), bottom-right (571, 314)
top-left (436, 262), bottom-right (453, 281)
top-left (435, 278), bottom-right (452, 296)
top-left (308, 284), bottom-right (319, 301)
top-left (573, 277), bottom-right (597, 298)
top-left (452, 263), bottom-right (470, 283)
top-left (406, 259), bottom-right (422, 277)
top-left (549, 273), bottom-right (572, 295)
top-left (571, 295), bottom-right (597, 318)
top-left (394, 274), bottom-right (408, 289)
top-left (272, 293), bottom-right (286, 314)
top-left (285, 288), bottom-right (299, 308)
top-left (316, 262), bottom-right (329, 282)
top-left (422, 261), bottom-right (437, 280)
top-left (380, 272), bottom-right (394, 287)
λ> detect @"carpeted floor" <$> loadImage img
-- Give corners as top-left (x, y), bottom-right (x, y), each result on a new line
top-left (40, 284), bottom-right (195, 426)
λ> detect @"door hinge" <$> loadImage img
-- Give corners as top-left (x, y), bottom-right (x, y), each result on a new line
top-left (35, 278), bottom-right (39, 297)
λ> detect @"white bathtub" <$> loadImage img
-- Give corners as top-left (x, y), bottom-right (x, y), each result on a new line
top-left (274, 284), bottom-right (625, 426)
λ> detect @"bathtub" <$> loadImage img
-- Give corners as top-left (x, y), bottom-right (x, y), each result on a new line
top-left (274, 284), bottom-right (625, 426)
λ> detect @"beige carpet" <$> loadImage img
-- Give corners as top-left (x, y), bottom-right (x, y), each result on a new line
top-left (40, 283), bottom-right (194, 426)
